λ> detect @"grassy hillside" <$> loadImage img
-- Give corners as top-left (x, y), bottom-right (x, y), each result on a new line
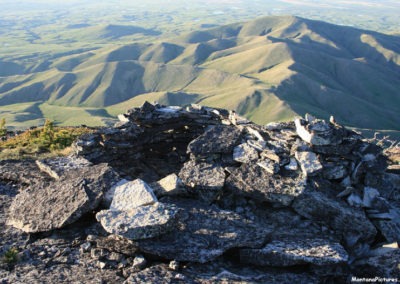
top-left (0, 16), bottom-right (399, 134)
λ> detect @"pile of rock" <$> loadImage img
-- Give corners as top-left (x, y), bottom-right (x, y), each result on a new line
top-left (1, 102), bottom-right (399, 283)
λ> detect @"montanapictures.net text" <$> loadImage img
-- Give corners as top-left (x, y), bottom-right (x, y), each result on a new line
top-left (352, 277), bottom-right (398, 283)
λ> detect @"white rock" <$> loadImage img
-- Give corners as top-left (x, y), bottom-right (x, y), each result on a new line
top-left (133, 255), bottom-right (147, 269)
top-left (295, 151), bottom-right (323, 176)
top-left (110, 179), bottom-right (157, 211)
top-left (117, 114), bottom-right (130, 122)
top-left (151, 174), bottom-right (186, 197)
top-left (96, 202), bottom-right (179, 240)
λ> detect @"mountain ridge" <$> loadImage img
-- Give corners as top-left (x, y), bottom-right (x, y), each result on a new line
top-left (0, 15), bottom-right (399, 132)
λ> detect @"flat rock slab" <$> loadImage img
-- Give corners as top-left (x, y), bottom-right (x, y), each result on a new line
top-left (7, 163), bottom-right (117, 233)
top-left (225, 164), bottom-right (306, 206)
top-left (110, 179), bottom-right (157, 210)
top-left (35, 156), bottom-right (92, 180)
top-left (96, 202), bottom-right (180, 240)
top-left (292, 189), bottom-right (377, 244)
top-left (179, 160), bottom-right (225, 203)
top-left (240, 238), bottom-right (348, 267)
top-left (137, 198), bottom-right (270, 263)
top-left (187, 125), bottom-right (243, 155)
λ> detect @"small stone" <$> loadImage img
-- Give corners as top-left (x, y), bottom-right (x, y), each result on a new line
top-left (260, 149), bottom-right (280, 163)
top-left (150, 174), bottom-right (186, 197)
top-left (132, 255), bottom-right (147, 269)
top-left (97, 261), bottom-right (107, 270)
top-left (108, 252), bottom-right (125, 262)
top-left (233, 143), bottom-right (259, 164)
top-left (257, 159), bottom-right (280, 174)
top-left (347, 193), bottom-right (363, 207)
top-left (247, 139), bottom-right (266, 152)
top-left (169, 260), bottom-right (180, 271)
top-left (285, 158), bottom-right (299, 171)
top-left (295, 151), bottom-right (323, 177)
top-left (363, 187), bottom-right (380, 208)
top-left (90, 248), bottom-right (109, 260)
top-left (110, 179), bottom-right (157, 211)
top-left (246, 127), bottom-right (265, 141)
top-left (336, 187), bottom-right (354, 198)
top-left (118, 114), bottom-right (130, 122)
top-left (80, 242), bottom-right (91, 253)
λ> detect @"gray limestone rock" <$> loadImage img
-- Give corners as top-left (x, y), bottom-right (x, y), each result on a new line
top-left (292, 188), bottom-right (377, 243)
top-left (110, 179), bottom-right (157, 211)
top-left (295, 151), bottom-right (323, 177)
top-left (187, 125), bottom-right (243, 155)
top-left (240, 238), bottom-right (348, 267)
top-left (96, 202), bottom-right (180, 240)
top-left (137, 198), bottom-right (270, 263)
top-left (226, 163), bottom-right (306, 206)
top-left (233, 143), bottom-right (259, 163)
top-left (7, 164), bottom-right (117, 233)
top-left (179, 160), bottom-right (225, 203)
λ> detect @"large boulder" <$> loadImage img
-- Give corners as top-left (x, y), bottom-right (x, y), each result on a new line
top-left (7, 163), bottom-right (118, 233)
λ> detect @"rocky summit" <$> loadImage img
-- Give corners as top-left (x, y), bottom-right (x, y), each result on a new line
top-left (0, 102), bottom-right (399, 283)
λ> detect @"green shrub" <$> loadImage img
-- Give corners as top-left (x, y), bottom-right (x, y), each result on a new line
top-left (2, 247), bottom-right (18, 265)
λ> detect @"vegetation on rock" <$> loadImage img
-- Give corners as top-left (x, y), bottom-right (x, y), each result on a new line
top-left (0, 122), bottom-right (94, 160)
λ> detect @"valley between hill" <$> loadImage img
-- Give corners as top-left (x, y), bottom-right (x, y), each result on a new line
top-left (0, 15), bottom-right (399, 137)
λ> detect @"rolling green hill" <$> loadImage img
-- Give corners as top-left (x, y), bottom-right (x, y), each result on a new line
top-left (0, 16), bottom-right (399, 134)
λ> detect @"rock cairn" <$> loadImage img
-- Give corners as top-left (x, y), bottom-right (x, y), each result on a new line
top-left (1, 102), bottom-right (399, 283)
